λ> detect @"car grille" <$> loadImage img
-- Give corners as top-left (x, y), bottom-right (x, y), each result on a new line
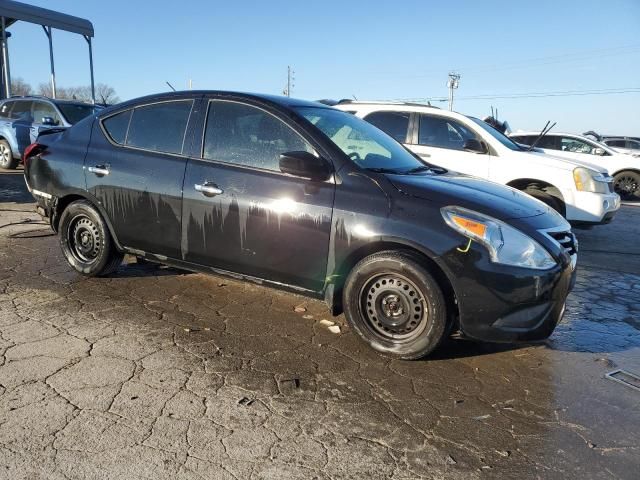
top-left (546, 229), bottom-right (578, 264)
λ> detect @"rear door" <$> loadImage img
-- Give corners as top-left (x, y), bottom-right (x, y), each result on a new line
top-left (409, 113), bottom-right (490, 178)
top-left (8, 100), bottom-right (33, 156)
top-left (86, 98), bottom-right (197, 258)
top-left (181, 98), bottom-right (335, 291)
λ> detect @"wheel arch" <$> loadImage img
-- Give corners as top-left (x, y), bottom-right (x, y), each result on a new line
top-left (53, 192), bottom-right (124, 251)
top-left (325, 240), bottom-right (459, 327)
top-left (611, 168), bottom-right (640, 177)
top-left (506, 178), bottom-right (566, 214)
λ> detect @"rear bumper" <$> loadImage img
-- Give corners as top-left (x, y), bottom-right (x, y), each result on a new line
top-left (442, 247), bottom-right (575, 343)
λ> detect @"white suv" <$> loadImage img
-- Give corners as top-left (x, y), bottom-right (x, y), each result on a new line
top-left (509, 131), bottom-right (640, 201)
top-left (334, 101), bottom-right (620, 225)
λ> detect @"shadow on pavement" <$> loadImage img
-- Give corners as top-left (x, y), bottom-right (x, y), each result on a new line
top-left (0, 168), bottom-right (32, 204)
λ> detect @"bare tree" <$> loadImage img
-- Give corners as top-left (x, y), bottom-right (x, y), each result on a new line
top-left (36, 82), bottom-right (120, 105)
top-left (11, 77), bottom-right (32, 96)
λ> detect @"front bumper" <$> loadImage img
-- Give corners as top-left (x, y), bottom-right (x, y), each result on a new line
top-left (565, 190), bottom-right (620, 224)
top-left (442, 245), bottom-right (575, 343)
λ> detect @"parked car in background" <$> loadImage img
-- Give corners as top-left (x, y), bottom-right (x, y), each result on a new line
top-left (0, 95), bottom-right (103, 169)
top-left (510, 131), bottom-right (640, 200)
top-left (600, 137), bottom-right (640, 156)
top-left (334, 101), bottom-right (620, 225)
top-left (23, 91), bottom-right (577, 359)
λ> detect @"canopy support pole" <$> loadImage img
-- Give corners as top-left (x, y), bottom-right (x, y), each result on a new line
top-left (1, 17), bottom-right (11, 98)
top-left (42, 25), bottom-right (56, 98)
top-left (84, 35), bottom-right (95, 104)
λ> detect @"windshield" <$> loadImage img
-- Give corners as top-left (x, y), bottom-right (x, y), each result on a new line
top-left (296, 106), bottom-right (429, 173)
top-left (470, 117), bottom-right (524, 151)
top-left (57, 103), bottom-right (103, 125)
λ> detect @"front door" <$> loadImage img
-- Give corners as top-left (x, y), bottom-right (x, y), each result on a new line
top-left (181, 99), bottom-right (335, 291)
top-left (85, 98), bottom-right (196, 258)
top-left (30, 100), bottom-right (64, 141)
top-left (408, 113), bottom-right (490, 178)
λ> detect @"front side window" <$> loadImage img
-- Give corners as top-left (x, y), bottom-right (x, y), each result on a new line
top-left (126, 100), bottom-right (193, 154)
top-left (202, 100), bottom-right (313, 171)
top-left (561, 137), bottom-right (596, 154)
top-left (363, 111), bottom-right (410, 143)
top-left (32, 101), bottom-right (61, 125)
top-left (419, 114), bottom-right (478, 150)
top-left (102, 109), bottom-right (133, 145)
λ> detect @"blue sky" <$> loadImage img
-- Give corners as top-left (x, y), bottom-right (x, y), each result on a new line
top-left (7, 0), bottom-right (640, 135)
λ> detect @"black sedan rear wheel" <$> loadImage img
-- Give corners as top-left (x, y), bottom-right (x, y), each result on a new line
top-left (343, 250), bottom-right (448, 359)
top-left (59, 200), bottom-right (123, 276)
top-left (614, 171), bottom-right (640, 200)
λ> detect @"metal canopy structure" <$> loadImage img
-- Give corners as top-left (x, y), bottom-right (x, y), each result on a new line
top-left (0, 0), bottom-right (95, 102)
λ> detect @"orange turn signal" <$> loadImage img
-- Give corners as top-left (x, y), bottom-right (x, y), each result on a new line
top-left (451, 215), bottom-right (487, 238)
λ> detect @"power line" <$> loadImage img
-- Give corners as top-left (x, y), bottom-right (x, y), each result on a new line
top-left (397, 87), bottom-right (640, 103)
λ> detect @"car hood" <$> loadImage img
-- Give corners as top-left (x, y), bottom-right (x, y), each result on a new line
top-left (387, 172), bottom-right (550, 221)
top-left (522, 150), bottom-right (608, 173)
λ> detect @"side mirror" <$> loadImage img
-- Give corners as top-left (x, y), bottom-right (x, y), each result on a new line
top-left (593, 147), bottom-right (605, 156)
top-left (463, 138), bottom-right (487, 154)
top-left (41, 116), bottom-right (57, 126)
top-left (279, 151), bottom-right (331, 180)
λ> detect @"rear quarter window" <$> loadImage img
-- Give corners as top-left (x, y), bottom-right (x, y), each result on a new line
top-left (102, 109), bottom-right (132, 144)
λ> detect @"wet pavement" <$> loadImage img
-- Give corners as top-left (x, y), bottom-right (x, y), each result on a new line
top-left (1, 169), bottom-right (639, 479)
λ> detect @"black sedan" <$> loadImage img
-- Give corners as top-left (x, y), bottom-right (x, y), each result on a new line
top-left (23, 91), bottom-right (576, 359)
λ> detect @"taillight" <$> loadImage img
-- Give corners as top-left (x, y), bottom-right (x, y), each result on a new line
top-left (22, 143), bottom-right (46, 166)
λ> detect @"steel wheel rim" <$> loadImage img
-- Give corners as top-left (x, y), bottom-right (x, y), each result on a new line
top-left (359, 273), bottom-right (429, 342)
top-left (68, 215), bottom-right (101, 264)
top-left (615, 176), bottom-right (639, 199)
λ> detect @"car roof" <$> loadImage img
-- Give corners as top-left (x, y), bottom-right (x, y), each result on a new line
top-left (511, 131), bottom-right (588, 138)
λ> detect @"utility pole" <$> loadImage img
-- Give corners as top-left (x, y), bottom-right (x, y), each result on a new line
top-left (283, 66), bottom-right (295, 97)
top-left (447, 72), bottom-right (460, 111)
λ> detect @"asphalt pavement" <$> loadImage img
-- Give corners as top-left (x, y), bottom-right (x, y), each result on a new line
top-left (1, 169), bottom-right (639, 479)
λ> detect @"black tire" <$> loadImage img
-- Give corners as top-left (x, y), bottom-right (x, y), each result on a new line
top-left (613, 171), bottom-right (640, 201)
top-left (0, 139), bottom-right (18, 170)
top-left (524, 187), bottom-right (565, 216)
top-left (59, 200), bottom-right (123, 276)
top-left (343, 250), bottom-right (448, 360)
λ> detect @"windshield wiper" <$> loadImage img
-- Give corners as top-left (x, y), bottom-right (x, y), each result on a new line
top-left (404, 165), bottom-right (433, 174)
top-left (527, 121), bottom-right (556, 151)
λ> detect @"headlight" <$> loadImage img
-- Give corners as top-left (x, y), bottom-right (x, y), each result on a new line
top-left (441, 206), bottom-right (556, 270)
top-left (573, 167), bottom-right (609, 193)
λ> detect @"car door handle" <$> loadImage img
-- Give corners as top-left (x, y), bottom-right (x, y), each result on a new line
top-left (194, 182), bottom-right (223, 197)
top-left (87, 165), bottom-right (110, 176)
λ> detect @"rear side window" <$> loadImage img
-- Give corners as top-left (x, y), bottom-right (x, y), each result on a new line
top-left (202, 100), bottom-right (313, 171)
top-left (0, 101), bottom-right (14, 118)
top-left (102, 110), bottom-right (132, 145)
top-left (10, 101), bottom-right (32, 121)
top-left (125, 100), bottom-right (193, 154)
top-left (363, 111), bottom-right (410, 143)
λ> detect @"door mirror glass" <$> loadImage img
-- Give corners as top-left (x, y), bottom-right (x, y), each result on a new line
top-left (463, 138), bottom-right (487, 154)
top-left (593, 147), bottom-right (606, 156)
top-left (41, 116), bottom-right (57, 126)
top-left (279, 151), bottom-right (330, 180)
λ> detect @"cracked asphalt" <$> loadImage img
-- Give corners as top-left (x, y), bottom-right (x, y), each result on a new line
top-left (1, 169), bottom-right (639, 479)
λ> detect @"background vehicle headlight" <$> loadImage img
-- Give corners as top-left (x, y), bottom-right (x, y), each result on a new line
top-left (573, 167), bottom-right (609, 193)
top-left (441, 206), bottom-right (556, 270)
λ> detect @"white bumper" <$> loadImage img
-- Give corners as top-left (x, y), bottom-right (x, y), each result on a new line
top-left (564, 190), bottom-right (621, 224)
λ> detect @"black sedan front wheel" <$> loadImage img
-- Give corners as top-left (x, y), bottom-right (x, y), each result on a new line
top-left (59, 200), bottom-right (123, 276)
top-left (343, 251), bottom-right (448, 359)
top-left (614, 171), bottom-right (640, 200)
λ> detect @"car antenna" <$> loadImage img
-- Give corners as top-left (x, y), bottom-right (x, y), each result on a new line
top-left (527, 121), bottom-right (556, 151)
top-left (165, 81), bottom-right (176, 92)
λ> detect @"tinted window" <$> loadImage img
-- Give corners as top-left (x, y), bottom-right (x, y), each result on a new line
top-left (126, 100), bottom-right (193, 154)
top-left (203, 101), bottom-right (313, 171)
top-left (606, 140), bottom-right (625, 148)
top-left (363, 111), bottom-right (410, 143)
top-left (419, 115), bottom-right (478, 150)
top-left (536, 136), bottom-right (560, 149)
top-left (627, 140), bottom-right (640, 149)
top-left (58, 103), bottom-right (102, 125)
top-left (0, 101), bottom-right (14, 118)
top-left (511, 135), bottom-right (533, 145)
top-left (32, 101), bottom-right (61, 125)
top-left (10, 101), bottom-right (32, 121)
top-left (102, 109), bottom-right (132, 145)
